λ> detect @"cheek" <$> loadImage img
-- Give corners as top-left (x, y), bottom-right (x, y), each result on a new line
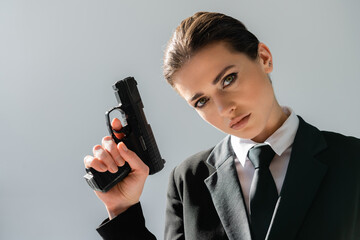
top-left (197, 109), bottom-right (223, 127)
top-left (244, 76), bottom-right (271, 104)
top-left (197, 111), bottom-right (210, 123)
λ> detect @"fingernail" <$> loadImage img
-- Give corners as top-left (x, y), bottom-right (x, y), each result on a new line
top-left (121, 143), bottom-right (128, 152)
top-left (103, 141), bottom-right (112, 151)
top-left (122, 143), bottom-right (127, 152)
top-left (114, 156), bottom-right (122, 166)
top-left (103, 135), bottom-right (112, 141)
top-left (99, 162), bottom-right (107, 171)
top-left (95, 147), bottom-right (104, 156)
top-left (94, 145), bottom-right (102, 151)
top-left (111, 165), bottom-right (118, 173)
top-left (84, 156), bottom-right (92, 166)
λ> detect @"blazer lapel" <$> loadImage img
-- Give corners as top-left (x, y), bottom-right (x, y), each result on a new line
top-left (204, 136), bottom-right (252, 240)
top-left (267, 117), bottom-right (328, 240)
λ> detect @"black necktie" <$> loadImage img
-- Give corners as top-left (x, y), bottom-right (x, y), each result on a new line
top-left (247, 144), bottom-right (278, 240)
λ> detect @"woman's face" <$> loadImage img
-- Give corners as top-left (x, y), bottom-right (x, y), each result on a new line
top-left (173, 41), bottom-right (286, 142)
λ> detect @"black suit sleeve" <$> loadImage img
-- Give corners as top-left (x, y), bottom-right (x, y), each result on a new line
top-left (96, 202), bottom-right (156, 240)
top-left (95, 168), bottom-right (186, 240)
top-left (164, 168), bottom-right (185, 240)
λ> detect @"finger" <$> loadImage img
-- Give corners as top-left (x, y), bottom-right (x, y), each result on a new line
top-left (93, 145), bottom-right (118, 173)
top-left (102, 136), bottom-right (125, 166)
top-left (111, 118), bottom-right (125, 140)
top-left (117, 142), bottom-right (149, 175)
top-left (84, 155), bottom-right (107, 172)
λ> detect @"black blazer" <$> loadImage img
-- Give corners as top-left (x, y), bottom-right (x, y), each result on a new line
top-left (97, 117), bottom-right (360, 240)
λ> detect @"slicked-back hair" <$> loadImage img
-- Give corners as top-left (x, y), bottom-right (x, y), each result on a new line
top-left (163, 12), bottom-right (260, 86)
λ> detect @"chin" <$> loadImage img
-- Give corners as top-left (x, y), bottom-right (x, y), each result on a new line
top-left (232, 126), bottom-right (262, 141)
top-left (230, 129), bottom-right (252, 140)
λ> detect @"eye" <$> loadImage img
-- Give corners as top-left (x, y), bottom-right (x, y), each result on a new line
top-left (222, 73), bottom-right (237, 88)
top-left (194, 97), bottom-right (209, 108)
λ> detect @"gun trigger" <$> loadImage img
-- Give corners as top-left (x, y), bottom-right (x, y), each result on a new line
top-left (113, 129), bottom-right (123, 134)
top-left (114, 126), bottom-right (131, 136)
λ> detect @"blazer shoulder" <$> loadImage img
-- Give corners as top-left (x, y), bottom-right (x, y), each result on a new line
top-left (171, 147), bottom-right (215, 182)
top-left (319, 130), bottom-right (360, 167)
top-left (322, 130), bottom-right (360, 151)
top-left (298, 116), bottom-right (360, 156)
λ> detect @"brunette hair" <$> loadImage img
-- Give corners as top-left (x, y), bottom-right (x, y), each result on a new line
top-left (163, 12), bottom-right (260, 86)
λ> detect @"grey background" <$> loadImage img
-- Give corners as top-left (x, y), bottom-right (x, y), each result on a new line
top-left (1, 0), bottom-right (359, 239)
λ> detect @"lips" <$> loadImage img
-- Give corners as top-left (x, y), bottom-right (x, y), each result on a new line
top-left (229, 113), bottom-right (251, 130)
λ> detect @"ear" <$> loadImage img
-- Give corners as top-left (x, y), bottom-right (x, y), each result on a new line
top-left (258, 43), bottom-right (273, 74)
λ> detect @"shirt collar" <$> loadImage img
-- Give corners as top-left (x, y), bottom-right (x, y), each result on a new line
top-left (231, 106), bottom-right (299, 167)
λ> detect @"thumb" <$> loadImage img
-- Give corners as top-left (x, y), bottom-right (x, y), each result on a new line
top-left (117, 142), bottom-right (149, 175)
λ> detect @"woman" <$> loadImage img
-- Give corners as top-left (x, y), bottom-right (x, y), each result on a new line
top-left (84, 12), bottom-right (360, 240)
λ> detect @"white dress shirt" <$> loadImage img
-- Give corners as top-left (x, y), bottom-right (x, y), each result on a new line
top-left (231, 107), bottom-right (299, 212)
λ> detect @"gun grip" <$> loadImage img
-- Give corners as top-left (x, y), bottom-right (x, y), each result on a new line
top-left (84, 162), bottom-right (131, 192)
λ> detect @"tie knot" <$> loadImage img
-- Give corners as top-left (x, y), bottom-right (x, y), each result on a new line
top-left (247, 144), bottom-right (275, 169)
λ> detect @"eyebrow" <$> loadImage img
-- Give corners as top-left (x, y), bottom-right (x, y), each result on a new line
top-left (213, 65), bottom-right (235, 85)
top-left (189, 65), bottom-right (235, 103)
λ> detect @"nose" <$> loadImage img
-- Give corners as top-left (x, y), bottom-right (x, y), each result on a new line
top-left (213, 93), bottom-right (236, 117)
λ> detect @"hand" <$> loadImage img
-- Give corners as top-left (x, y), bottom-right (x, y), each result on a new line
top-left (84, 118), bottom-right (150, 219)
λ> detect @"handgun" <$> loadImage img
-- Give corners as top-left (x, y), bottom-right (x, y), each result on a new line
top-left (84, 77), bottom-right (165, 192)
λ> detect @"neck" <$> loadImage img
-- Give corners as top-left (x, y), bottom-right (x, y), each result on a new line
top-left (252, 102), bottom-right (288, 143)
